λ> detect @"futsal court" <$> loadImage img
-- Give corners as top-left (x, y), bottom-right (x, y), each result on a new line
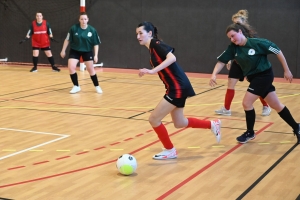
top-left (0, 65), bottom-right (299, 200)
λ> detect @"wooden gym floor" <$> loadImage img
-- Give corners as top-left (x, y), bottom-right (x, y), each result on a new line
top-left (0, 65), bottom-right (299, 200)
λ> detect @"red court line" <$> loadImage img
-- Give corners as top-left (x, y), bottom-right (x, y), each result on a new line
top-left (94, 146), bottom-right (106, 150)
top-left (156, 122), bottom-right (273, 200)
top-left (124, 138), bottom-right (133, 141)
top-left (33, 161), bottom-right (49, 165)
top-left (110, 142), bottom-right (120, 146)
top-left (55, 156), bottom-right (71, 160)
top-left (0, 127), bottom-right (187, 189)
top-left (76, 151), bottom-right (89, 155)
top-left (8, 166), bottom-right (25, 170)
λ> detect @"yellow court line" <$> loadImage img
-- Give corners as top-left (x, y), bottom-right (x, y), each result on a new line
top-left (212, 145), bottom-right (225, 148)
top-left (29, 149), bottom-right (43, 152)
top-left (2, 149), bottom-right (16, 152)
top-left (280, 141), bottom-right (292, 143)
top-left (258, 143), bottom-right (270, 145)
top-left (188, 146), bottom-right (201, 149)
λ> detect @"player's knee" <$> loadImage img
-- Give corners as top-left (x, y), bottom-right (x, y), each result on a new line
top-left (173, 122), bottom-right (184, 129)
top-left (148, 115), bottom-right (159, 127)
top-left (242, 101), bottom-right (252, 110)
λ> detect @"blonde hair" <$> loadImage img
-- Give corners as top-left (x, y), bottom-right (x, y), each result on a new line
top-left (232, 9), bottom-right (249, 24)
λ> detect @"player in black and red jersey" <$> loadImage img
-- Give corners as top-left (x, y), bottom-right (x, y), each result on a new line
top-left (136, 21), bottom-right (221, 160)
top-left (24, 11), bottom-right (60, 72)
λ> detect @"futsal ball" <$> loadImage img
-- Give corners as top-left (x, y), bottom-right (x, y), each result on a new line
top-left (116, 154), bottom-right (137, 175)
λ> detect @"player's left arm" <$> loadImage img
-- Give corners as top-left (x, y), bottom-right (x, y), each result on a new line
top-left (47, 22), bottom-right (53, 38)
top-left (93, 45), bottom-right (99, 63)
top-left (276, 51), bottom-right (293, 83)
top-left (139, 52), bottom-right (176, 77)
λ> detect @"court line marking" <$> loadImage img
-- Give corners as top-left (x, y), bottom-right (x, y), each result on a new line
top-left (0, 128), bottom-right (70, 161)
top-left (156, 122), bottom-right (273, 200)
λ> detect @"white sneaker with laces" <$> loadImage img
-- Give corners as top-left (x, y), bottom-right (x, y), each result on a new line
top-left (261, 106), bottom-right (271, 116)
top-left (70, 86), bottom-right (81, 94)
top-left (215, 106), bottom-right (231, 116)
top-left (95, 86), bottom-right (103, 94)
top-left (153, 147), bottom-right (177, 160)
top-left (211, 119), bottom-right (221, 143)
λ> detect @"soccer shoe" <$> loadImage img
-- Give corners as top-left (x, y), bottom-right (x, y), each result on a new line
top-left (95, 86), bottom-right (103, 94)
top-left (211, 119), bottom-right (221, 143)
top-left (70, 86), bottom-right (81, 94)
top-left (261, 106), bottom-right (271, 116)
top-left (30, 67), bottom-right (37, 72)
top-left (215, 106), bottom-right (231, 116)
top-left (236, 131), bottom-right (255, 144)
top-left (52, 66), bottom-right (61, 72)
top-left (153, 147), bottom-right (177, 160)
top-left (293, 124), bottom-right (300, 144)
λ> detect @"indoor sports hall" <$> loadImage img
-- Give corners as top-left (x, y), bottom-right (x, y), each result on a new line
top-left (0, 1), bottom-right (300, 199)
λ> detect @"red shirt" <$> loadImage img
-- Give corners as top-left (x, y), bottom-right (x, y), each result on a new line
top-left (31, 20), bottom-right (50, 48)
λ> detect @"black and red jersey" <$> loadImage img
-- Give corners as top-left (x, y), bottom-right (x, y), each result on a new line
top-left (149, 39), bottom-right (195, 98)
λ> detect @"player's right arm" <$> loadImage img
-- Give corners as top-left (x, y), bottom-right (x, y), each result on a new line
top-left (26, 24), bottom-right (33, 38)
top-left (60, 33), bottom-right (70, 58)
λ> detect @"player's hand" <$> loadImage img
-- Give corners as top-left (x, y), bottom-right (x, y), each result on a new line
top-left (94, 55), bottom-right (98, 64)
top-left (284, 70), bottom-right (293, 83)
top-left (209, 75), bottom-right (217, 87)
top-left (226, 60), bottom-right (231, 70)
top-left (60, 51), bottom-right (66, 58)
top-left (50, 37), bottom-right (59, 43)
top-left (19, 37), bottom-right (29, 44)
top-left (138, 68), bottom-right (155, 77)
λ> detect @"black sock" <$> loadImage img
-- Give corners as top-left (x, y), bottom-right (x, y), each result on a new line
top-left (245, 109), bottom-right (256, 132)
top-left (47, 56), bottom-right (55, 67)
top-left (278, 106), bottom-right (298, 131)
top-left (70, 73), bottom-right (79, 86)
top-left (90, 74), bottom-right (99, 86)
top-left (32, 56), bottom-right (38, 68)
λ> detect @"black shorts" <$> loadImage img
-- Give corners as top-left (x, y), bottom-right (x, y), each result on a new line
top-left (228, 60), bottom-right (244, 82)
top-left (32, 47), bottom-right (51, 51)
top-left (246, 68), bottom-right (275, 98)
top-left (69, 49), bottom-right (94, 61)
top-left (164, 94), bottom-right (187, 108)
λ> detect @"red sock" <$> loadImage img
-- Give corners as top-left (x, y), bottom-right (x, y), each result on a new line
top-left (259, 97), bottom-right (268, 107)
top-left (224, 89), bottom-right (235, 110)
top-left (187, 118), bottom-right (211, 129)
top-left (153, 123), bottom-right (173, 149)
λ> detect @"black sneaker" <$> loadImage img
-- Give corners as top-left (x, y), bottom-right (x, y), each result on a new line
top-left (52, 66), bottom-right (60, 72)
top-left (236, 130), bottom-right (255, 144)
top-left (30, 67), bottom-right (37, 72)
top-left (293, 124), bottom-right (300, 144)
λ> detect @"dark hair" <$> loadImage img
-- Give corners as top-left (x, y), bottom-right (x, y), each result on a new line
top-left (79, 12), bottom-right (88, 18)
top-left (36, 11), bottom-right (43, 15)
top-left (226, 23), bottom-right (257, 38)
top-left (137, 21), bottom-right (159, 39)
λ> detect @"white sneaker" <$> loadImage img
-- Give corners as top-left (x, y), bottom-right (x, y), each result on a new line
top-left (153, 147), bottom-right (177, 160)
top-left (70, 86), bottom-right (81, 94)
top-left (211, 119), bottom-right (221, 143)
top-left (215, 106), bottom-right (231, 116)
top-left (95, 86), bottom-right (103, 94)
top-left (261, 106), bottom-right (271, 116)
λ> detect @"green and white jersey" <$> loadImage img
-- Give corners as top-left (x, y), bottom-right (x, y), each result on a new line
top-left (217, 38), bottom-right (280, 76)
top-left (66, 24), bottom-right (101, 52)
